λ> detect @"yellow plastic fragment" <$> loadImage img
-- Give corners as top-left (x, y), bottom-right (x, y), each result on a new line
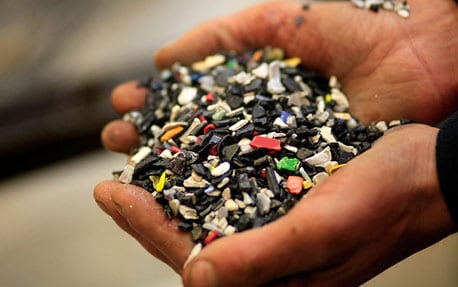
top-left (283, 57), bottom-right (301, 67)
top-left (303, 179), bottom-right (314, 190)
top-left (192, 54), bottom-right (226, 72)
top-left (149, 175), bottom-right (159, 189)
top-left (327, 164), bottom-right (347, 175)
top-left (156, 171), bottom-right (167, 192)
top-left (160, 126), bottom-right (184, 142)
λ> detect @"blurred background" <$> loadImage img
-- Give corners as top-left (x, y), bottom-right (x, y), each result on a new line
top-left (0, 1), bottom-right (456, 286)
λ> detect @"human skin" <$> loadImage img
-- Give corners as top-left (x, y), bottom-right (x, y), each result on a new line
top-left (94, 0), bottom-right (458, 286)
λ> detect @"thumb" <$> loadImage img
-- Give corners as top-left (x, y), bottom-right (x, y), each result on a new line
top-left (181, 195), bottom-right (337, 287)
top-left (153, 0), bottom-right (333, 71)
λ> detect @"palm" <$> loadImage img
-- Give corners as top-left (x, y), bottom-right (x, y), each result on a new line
top-left (154, 0), bottom-right (457, 125)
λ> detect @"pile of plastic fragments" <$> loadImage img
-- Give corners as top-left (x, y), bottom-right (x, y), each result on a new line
top-left (114, 47), bottom-right (405, 257)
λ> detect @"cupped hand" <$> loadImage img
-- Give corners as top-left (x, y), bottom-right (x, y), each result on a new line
top-left (95, 0), bottom-right (458, 286)
top-left (95, 124), bottom-right (455, 286)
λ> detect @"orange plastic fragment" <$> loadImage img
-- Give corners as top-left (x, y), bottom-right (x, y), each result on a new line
top-left (160, 126), bottom-right (184, 142)
top-left (251, 49), bottom-right (264, 62)
top-left (286, 176), bottom-right (304, 194)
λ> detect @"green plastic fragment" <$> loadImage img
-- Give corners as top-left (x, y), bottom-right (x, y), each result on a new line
top-left (276, 157), bottom-right (299, 172)
top-left (212, 109), bottom-right (226, 121)
top-left (226, 59), bottom-right (238, 69)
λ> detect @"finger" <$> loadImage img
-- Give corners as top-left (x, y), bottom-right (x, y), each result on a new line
top-left (101, 120), bottom-right (139, 153)
top-left (111, 81), bottom-right (147, 114)
top-left (94, 181), bottom-right (178, 271)
top-left (154, 0), bottom-right (335, 72)
top-left (181, 191), bottom-right (346, 287)
top-left (110, 183), bottom-right (195, 273)
top-left (181, 140), bottom-right (408, 287)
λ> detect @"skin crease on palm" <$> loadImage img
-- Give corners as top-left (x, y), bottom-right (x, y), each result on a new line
top-left (94, 0), bottom-right (458, 286)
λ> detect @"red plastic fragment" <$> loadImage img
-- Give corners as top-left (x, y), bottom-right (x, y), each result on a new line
top-left (286, 176), bottom-right (304, 194)
top-left (204, 123), bottom-right (216, 134)
top-left (259, 168), bottom-right (267, 178)
top-left (209, 144), bottom-right (218, 156)
top-left (198, 114), bottom-right (207, 122)
top-left (205, 92), bottom-right (215, 103)
top-left (204, 230), bottom-right (220, 245)
top-left (250, 135), bottom-right (281, 151)
top-left (170, 145), bottom-right (181, 154)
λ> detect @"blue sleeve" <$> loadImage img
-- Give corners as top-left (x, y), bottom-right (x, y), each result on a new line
top-left (436, 111), bottom-right (458, 224)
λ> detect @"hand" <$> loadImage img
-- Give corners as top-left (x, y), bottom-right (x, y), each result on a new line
top-left (94, 0), bottom-right (458, 286)
top-left (95, 124), bottom-right (455, 286)
top-left (102, 0), bottom-right (458, 154)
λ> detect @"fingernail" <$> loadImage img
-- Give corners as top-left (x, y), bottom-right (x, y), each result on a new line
top-left (187, 260), bottom-right (218, 287)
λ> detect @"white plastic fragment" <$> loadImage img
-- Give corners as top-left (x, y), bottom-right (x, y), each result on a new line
top-left (334, 112), bottom-right (353, 121)
top-left (224, 225), bottom-right (236, 236)
top-left (229, 119), bottom-right (249, 132)
top-left (131, 146), bottom-right (151, 164)
top-left (169, 199), bottom-right (180, 216)
top-left (179, 205), bottom-right (199, 220)
top-left (329, 75), bottom-right (340, 88)
top-left (396, 8), bottom-right (409, 18)
top-left (331, 88), bottom-right (350, 112)
top-left (389, 119), bottom-right (402, 127)
top-left (305, 146), bottom-right (332, 167)
top-left (267, 61), bottom-right (286, 94)
top-left (256, 192), bottom-right (271, 215)
top-left (119, 163), bottom-right (135, 184)
top-left (225, 199), bottom-right (239, 211)
top-left (178, 87), bottom-right (198, 105)
top-left (383, 1), bottom-right (395, 10)
top-left (294, 76), bottom-right (312, 96)
top-left (211, 162), bottom-right (231, 177)
top-left (230, 71), bottom-right (255, 85)
top-left (273, 117), bottom-right (289, 128)
top-left (183, 176), bottom-right (209, 188)
top-left (217, 177), bottom-right (230, 189)
top-left (244, 206), bottom-right (257, 218)
top-left (242, 192), bottom-right (254, 205)
top-left (339, 142), bottom-right (359, 155)
top-left (283, 144), bottom-right (298, 153)
top-left (251, 62), bottom-right (269, 79)
top-left (376, 121), bottom-right (388, 131)
top-left (320, 126), bottom-right (337, 143)
top-left (312, 172), bottom-right (329, 184)
top-left (216, 206), bottom-right (228, 219)
top-left (159, 149), bottom-right (173, 159)
top-left (235, 199), bottom-right (246, 209)
top-left (163, 121), bottom-right (188, 131)
top-left (184, 243), bottom-right (203, 268)
top-left (198, 75), bottom-right (216, 92)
